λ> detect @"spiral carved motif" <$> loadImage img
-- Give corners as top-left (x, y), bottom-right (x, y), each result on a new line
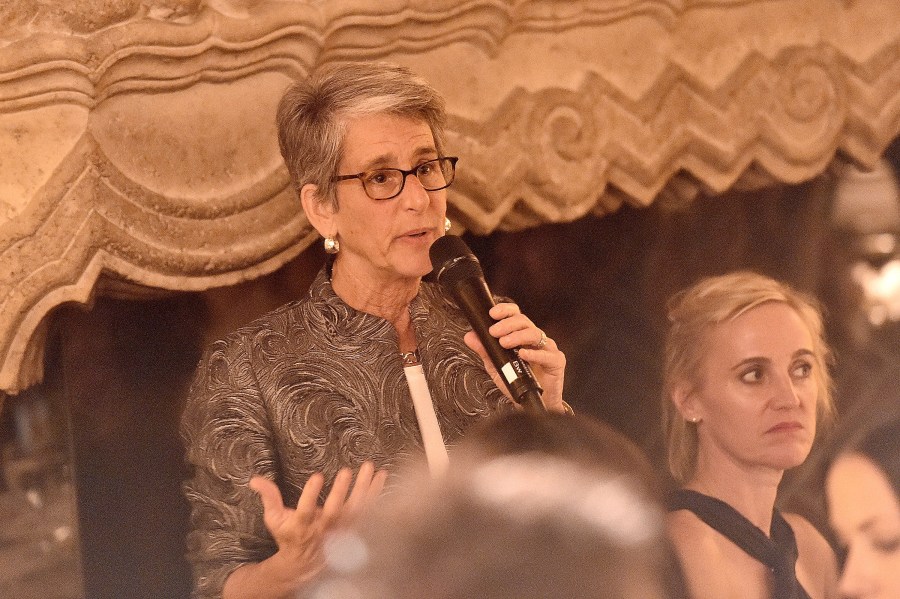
top-left (525, 90), bottom-right (607, 205)
top-left (768, 52), bottom-right (844, 165)
top-left (779, 59), bottom-right (838, 123)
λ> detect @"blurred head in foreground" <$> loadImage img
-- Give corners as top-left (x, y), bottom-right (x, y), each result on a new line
top-left (304, 412), bottom-right (686, 599)
top-left (461, 409), bottom-right (656, 475)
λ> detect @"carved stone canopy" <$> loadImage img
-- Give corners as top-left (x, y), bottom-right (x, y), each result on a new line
top-left (1, 0), bottom-right (899, 393)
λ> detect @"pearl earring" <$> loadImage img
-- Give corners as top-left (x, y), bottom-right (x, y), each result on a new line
top-left (323, 236), bottom-right (340, 254)
top-left (444, 217), bottom-right (452, 233)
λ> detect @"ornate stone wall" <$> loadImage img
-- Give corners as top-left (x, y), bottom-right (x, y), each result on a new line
top-left (1, 0), bottom-right (899, 393)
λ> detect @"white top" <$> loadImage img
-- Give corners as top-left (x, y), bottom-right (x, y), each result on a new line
top-left (403, 362), bottom-right (450, 477)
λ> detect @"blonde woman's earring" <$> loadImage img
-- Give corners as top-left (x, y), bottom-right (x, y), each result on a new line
top-left (444, 217), bottom-right (452, 233)
top-left (323, 236), bottom-right (340, 254)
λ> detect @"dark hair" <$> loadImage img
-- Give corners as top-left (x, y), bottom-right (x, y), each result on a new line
top-left (841, 417), bottom-right (900, 500)
top-left (456, 410), bottom-right (660, 497)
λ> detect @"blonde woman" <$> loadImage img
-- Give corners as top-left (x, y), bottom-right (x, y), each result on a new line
top-left (662, 272), bottom-right (838, 599)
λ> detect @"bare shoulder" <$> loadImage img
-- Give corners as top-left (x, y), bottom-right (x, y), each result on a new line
top-left (667, 509), bottom-right (720, 554)
top-left (667, 511), bottom-right (722, 598)
top-left (666, 511), bottom-right (769, 599)
top-left (782, 512), bottom-right (836, 563)
top-left (782, 512), bottom-right (839, 599)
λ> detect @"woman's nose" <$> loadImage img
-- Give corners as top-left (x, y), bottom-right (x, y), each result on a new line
top-left (770, 371), bottom-right (804, 410)
top-left (398, 172), bottom-right (430, 210)
top-left (838, 544), bottom-right (874, 598)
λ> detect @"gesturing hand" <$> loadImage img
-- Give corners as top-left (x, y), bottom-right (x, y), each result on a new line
top-left (248, 461), bottom-right (387, 582)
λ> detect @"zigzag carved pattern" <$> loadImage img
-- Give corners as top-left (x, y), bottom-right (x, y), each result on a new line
top-left (0, 0), bottom-right (796, 110)
top-left (450, 40), bottom-right (900, 232)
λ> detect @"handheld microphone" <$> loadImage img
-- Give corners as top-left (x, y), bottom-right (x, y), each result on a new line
top-left (429, 235), bottom-right (545, 413)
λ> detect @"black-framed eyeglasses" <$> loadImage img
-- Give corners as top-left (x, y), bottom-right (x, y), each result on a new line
top-left (331, 156), bottom-right (458, 200)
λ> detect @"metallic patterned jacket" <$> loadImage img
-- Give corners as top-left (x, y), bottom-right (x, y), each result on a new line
top-left (180, 266), bottom-right (510, 598)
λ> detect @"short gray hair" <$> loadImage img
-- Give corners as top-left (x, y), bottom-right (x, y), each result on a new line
top-left (276, 61), bottom-right (448, 211)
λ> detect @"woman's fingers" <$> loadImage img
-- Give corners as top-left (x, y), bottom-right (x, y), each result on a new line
top-left (488, 302), bottom-right (521, 319)
top-left (296, 472), bottom-right (325, 515)
top-left (343, 462), bottom-right (375, 513)
top-left (516, 335), bottom-right (561, 362)
top-left (248, 465), bottom-right (386, 563)
top-left (249, 476), bottom-right (286, 519)
top-left (486, 303), bottom-right (550, 350)
top-left (321, 467), bottom-right (352, 524)
top-left (487, 306), bottom-right (530, 337)
top-left (368, 469), bottom-right (388, 502)
top-left (518, 338), bottom-right (566, 412)
top-left (343, 462), bottom-right (388, 520)
top-left (463, 330), bottom-right (487, 356)
top-left (250, 475), bottom-right (318, 540)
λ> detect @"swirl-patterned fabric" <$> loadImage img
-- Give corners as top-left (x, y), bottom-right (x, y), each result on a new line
top-left (180, 265), bottom-right (510, 598)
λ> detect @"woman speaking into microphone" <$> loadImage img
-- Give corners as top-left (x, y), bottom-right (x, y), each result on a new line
top-left (180, 61), bottom-right (567, 599)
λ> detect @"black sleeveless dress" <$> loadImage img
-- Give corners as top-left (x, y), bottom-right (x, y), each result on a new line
top-left (669, 489), bottom-right (813, 599)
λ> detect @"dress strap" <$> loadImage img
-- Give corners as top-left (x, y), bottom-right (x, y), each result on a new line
top-left (669, 489), bottom-right (812, 599)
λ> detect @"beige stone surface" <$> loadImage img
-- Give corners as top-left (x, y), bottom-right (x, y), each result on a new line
top-left (0, 0), bottom-right (899, 392)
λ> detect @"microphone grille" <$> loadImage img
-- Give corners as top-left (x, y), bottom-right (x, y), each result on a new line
top-left (429, 235), bottom-right (484, 283)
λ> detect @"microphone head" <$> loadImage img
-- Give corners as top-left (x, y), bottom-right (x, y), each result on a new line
top-left (429, 235), bottom-right (484, 284)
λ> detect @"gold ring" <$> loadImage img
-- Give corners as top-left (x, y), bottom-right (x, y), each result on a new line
top-left (536, 330), bottom-right (547, 350)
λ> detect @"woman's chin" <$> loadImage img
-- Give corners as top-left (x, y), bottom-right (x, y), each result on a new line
top-left (399, 249), bottom-right (436, 277)
top-left (388, 257), bottom-right (433, 281)
top-left (768, 447), bottom-right (812, 471)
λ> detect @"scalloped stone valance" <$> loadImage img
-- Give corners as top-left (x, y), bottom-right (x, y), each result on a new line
top-left (1, 0), bottom-right (899, 393)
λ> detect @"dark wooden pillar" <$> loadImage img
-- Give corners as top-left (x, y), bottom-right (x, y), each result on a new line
top-left (58, 295), bottom-right (204, 599)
